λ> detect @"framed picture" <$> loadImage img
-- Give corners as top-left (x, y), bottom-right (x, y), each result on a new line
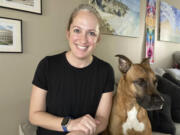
top-left (89, 0), bottom-right (140, 37)
top-left (0, 0), bottom-right (42, 15)
top-left (0, 17), bottom-right (22, 53)
top-left (159, 1), bottom-right (180, 43)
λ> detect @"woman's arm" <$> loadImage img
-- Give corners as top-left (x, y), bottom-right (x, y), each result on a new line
top-left (94, 92), bottom-right (113, 134)
top-left (65, 92), bottom-right (113, 135)
top-left (29, 85), bottom-right (63, 131)
top-left (29, 85), bottom-right (98, 134)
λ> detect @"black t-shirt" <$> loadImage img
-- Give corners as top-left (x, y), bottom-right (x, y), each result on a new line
top-left (32, 52), bottom-right (115, 135)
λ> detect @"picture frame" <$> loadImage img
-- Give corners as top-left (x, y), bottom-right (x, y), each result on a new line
top-left (89, 0), bottom-right (140, 37)
top-left (0, 17), bottom-right (22, 53)
top-left (0, 0), bottom-right (42, 15)
top-left (159, 1), bottom-right (180, 43)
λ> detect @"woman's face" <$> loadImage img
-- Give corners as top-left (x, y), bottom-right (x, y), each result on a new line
top-left (66, 10), bottom-right (100, 60)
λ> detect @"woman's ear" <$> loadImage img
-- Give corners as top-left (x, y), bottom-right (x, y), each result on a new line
top-left (97, 34), bottom-right (101, 43)
top-left (66, 30), bottom-right (70, 40)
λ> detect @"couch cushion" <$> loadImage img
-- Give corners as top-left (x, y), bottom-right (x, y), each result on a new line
top-left (165, 68), bottom-right (180, 81)
top-left (157, 75), bottom-right (180, 123)
top-left (152, 132), bottom-right (170, 135)
top-left (148, 93), bottom-right (175, 135)
top-left (163, 72), bottom-right (180, 87)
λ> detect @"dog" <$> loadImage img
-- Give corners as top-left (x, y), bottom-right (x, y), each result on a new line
top-left (102, 55), bottom-right (164, 135)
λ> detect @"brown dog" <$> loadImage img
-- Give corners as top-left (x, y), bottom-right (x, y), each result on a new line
top-left (102, 55), bottom-right (164, 135)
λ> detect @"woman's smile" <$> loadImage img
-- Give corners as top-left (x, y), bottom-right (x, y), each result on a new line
top-left (76, 44), bottom-right (88, 51)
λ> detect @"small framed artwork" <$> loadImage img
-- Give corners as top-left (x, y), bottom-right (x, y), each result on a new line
top-left (0, 17), bottom-right (22, 53)
top-left (0, 0), bottom-right (42, 15)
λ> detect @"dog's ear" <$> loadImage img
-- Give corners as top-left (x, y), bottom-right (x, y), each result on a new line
top-left (141, 57), bottom-right (150, 67)
top-left (115, 55), bottom-right (132, 74)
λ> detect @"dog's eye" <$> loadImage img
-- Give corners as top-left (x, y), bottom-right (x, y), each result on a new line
top-left (134, 78), bottom-right (147, 87)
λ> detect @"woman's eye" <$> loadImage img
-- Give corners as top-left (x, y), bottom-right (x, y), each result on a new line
top-left (89, 31), bottom-right (96, 36)
top-left (73, 29), bottom-right (80, 33)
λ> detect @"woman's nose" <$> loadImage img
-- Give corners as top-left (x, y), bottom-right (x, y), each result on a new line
top-left (80, 33), bottom-right (88, 44)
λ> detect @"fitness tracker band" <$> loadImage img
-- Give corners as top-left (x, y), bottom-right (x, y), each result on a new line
top-left (61, 117), bottom-right (71, 132)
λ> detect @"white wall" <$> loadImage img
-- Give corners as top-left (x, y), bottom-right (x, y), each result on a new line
top-left (0, 0), bottom-right (180, 134)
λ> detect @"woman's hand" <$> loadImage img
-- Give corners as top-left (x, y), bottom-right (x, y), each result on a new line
top-left (68, 114), bottom-right (100, 135)
top-left (67, 130), bottom-right (86, 135)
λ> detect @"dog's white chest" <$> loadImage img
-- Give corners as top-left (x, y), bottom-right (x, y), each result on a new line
top-left (122, 107), bottom-right (145, 135)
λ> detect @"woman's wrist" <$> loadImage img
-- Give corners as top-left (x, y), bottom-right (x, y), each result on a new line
top-left (67, 118), bottom-right (73, 131)
top-left (61, 117), bottom-right (72, 132)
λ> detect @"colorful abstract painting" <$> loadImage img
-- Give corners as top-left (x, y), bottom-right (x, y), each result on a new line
top-left (145, 0), bottom-right (156, 64)
top-left (89, 0), bottom-right (140, 37)
top-left (160, 1), bottom-right (180, 43)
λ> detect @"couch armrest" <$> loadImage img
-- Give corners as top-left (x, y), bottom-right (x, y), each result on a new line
top-left (18, 120), bottom-right (37, 135)
top-left (175, 122), bottom-right (180, 135)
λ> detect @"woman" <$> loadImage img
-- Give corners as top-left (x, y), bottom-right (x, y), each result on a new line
top-left (29, 4), bottom-right (115, 135)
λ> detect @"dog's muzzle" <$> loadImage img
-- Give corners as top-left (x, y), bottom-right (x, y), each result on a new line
top-left (136, 94), bottom-right (164, 111)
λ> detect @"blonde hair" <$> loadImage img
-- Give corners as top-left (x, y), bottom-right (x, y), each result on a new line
top-left (67, 4), bottom-right (102, 31)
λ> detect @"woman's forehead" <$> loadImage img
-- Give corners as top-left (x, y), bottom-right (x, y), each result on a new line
top-left (74, 10), bottom-right (99, 22)
top-left (71, 10), bottom-right (100, 30)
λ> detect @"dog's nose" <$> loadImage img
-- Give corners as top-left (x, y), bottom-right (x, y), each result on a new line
top-left (152, 94), bottom-right (164, 107)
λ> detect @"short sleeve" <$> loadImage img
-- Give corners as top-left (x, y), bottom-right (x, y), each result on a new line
top-left (103, 64), bottom-right (115, 93)
top-left (32, 57), bottom-right (48, 91)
